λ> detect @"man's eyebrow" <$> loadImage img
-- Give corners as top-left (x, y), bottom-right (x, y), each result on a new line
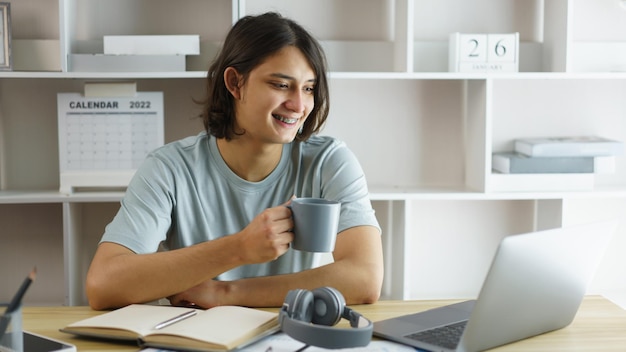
top-left (269, 73), bottom-right (316, 83)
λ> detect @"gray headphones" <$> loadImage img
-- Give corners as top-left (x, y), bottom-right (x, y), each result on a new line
top-left (279, 287), bottom-right (373, 349)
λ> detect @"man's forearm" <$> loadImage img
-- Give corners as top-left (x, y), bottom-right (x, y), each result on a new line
top-left (206, 226), bottom-right (385, 307)
top-left (86, 236), bottom-right (247, 310)
top-left (227, 256), bottom-right (383, 307)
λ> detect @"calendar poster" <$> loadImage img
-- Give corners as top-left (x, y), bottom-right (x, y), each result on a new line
top-left (57, 92), bottom-right (164, 192)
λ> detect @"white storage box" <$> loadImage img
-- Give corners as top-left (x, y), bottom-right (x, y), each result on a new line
top-left (69, 54), bottom-right (186, 72)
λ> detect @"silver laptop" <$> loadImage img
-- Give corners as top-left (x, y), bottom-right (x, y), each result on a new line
top-left (373, 220), bottom-right (617, 352)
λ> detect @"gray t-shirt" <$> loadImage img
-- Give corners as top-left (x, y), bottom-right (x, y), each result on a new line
top-left (101, 132), bottom-right (380, 280)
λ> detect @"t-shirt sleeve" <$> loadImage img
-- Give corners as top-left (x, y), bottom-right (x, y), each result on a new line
top-left (319, 142), bottom-right (381, 234)
top-left (100, 154), bottom-right (175, 253)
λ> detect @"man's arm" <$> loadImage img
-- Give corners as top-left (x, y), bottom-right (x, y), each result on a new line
top-left (86, 205), bottom-right (295, 310)
top-left (168, 225), bottom-right (384, 308)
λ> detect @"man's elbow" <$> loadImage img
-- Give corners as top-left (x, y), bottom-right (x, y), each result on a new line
top-left (85, 274), bottom-right (116, 310)
top-left (86, 283), bottom-right (106, 311)
top-left (355, 265), bottom-right (384, 304)
top-left (360, 286), bottom-right (381, 304)
top-left (362, 276), bottom-right (383, 304)
top-left (88, 297), bottom-right (110, 311)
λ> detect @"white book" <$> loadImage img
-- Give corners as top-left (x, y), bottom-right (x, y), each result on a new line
top-left (492, 152), bottom-right (615, 174)
top-left (104, 35), bottom-right (200, 56)
top-left (488, 173), bottom-right (595, 192)
top-left (514, 136), bottom-right (624, 157)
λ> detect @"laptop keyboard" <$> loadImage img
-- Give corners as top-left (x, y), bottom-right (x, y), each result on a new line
top-left (404, 320), bottom-right (468, 350)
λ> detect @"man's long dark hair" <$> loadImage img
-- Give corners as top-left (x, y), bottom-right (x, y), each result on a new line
top-left (200, 12), bottom-right (330, 142)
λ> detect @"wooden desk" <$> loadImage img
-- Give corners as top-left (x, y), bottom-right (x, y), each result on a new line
top-left (22, 296), bottom-right (626, 351)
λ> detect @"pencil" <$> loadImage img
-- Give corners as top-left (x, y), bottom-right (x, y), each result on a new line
top-left (0, 267), bottom-right (37, 338)
top-left (5, 267), bottom-right (37, 314)
top-left (153, 309), bottom-right (197, 330)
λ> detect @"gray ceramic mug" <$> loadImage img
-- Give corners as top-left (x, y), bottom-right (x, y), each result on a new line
top-left (289, 198), bottom-right (341, 252)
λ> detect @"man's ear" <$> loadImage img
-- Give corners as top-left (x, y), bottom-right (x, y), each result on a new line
top-left (224, 67), bottom-right (242, 99)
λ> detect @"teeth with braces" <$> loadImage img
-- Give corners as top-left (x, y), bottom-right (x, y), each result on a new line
top-left (273, 114), bottom-right (298, 124)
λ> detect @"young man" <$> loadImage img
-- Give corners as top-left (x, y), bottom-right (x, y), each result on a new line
top-left (86, 12), bottom-right (383, 310)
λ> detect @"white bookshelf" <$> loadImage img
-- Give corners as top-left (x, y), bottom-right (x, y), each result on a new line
top-left (1, 0), bottom-right (625, 306)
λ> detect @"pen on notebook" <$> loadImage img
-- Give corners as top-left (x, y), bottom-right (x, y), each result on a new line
top-left (153, 309), bottom-right (197, 330)
top-left (0, 267), bottom-right (37, 337)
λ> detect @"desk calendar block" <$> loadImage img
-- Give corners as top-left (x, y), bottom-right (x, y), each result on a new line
top-left (449, 32), bottom-right (519, 73)
top-left (57, 92), bottom-right (164, 193)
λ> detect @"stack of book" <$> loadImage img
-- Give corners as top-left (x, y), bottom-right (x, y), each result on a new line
top-left (492, 136), bottom-right (624, 174)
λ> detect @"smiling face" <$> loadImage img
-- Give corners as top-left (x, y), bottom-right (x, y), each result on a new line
top-left (227, 46), bottom-right (316, 146)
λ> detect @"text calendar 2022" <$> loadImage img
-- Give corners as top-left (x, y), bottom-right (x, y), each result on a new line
top-left (57, 91), bottom-right (164, 193)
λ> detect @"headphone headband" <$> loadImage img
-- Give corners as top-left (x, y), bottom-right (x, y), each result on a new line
top-left (279, 287), bottom-right (373, 349)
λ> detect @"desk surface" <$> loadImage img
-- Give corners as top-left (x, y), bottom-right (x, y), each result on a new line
top-left (23, 296), bottom-right (626, 351)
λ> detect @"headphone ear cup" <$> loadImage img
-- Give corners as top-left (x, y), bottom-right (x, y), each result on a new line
top-left (311, 287), bottom-right (345, 326)
top-left (284, 289), bottom-right (315, 322)
top-left (281, 287), bottom-right (373, 349)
